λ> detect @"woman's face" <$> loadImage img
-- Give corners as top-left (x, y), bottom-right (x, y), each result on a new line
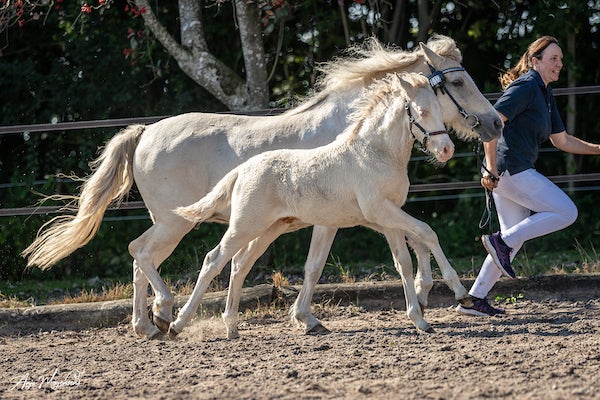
top-left (532, 43), bottom-right (563, 86)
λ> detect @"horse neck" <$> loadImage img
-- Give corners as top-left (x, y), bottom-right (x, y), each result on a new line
top-left (283, 82), bottom-right (366, 145)
top-left (344, 97), bottom-right (413, 168)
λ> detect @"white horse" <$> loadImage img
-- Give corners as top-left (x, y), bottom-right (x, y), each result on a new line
top-left (23, 35), bottom-right (502, 339)
top-left (172, 72), bottom-right (457, 336)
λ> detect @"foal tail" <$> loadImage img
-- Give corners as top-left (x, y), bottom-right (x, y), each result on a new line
top-left (174, 169), bottom-right (239, 223)
top-left (22, 124), bottom-right (146, 270)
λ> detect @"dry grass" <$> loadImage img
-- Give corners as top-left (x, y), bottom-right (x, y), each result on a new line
top-left (0, 294), bottom-right (35, 308)
top-left (50, 282), bottom-right (134, 305)
top-left (271, 271), bottom-right (290, 288)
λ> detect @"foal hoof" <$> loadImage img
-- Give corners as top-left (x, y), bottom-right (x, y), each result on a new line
top-left (167, 325), bottom-right (180, 340)
top-left (306, 323), bottom-right (331, 335)
top-left (458, 295), bottom-right (474, 308)
top-left (418, 325), bottom-right (435, 334)
top-left (153, 314), bottom-right (171, 335)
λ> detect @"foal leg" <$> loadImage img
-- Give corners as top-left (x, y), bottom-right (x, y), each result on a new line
top-left (383, 229), bottom-right (433, 333)
top-left (407, 235), bottom-right (434, 310)
top-left (367, 201), bottom-right (469, 305)
top-left (290, 226), bottom-right (338, 334)
top-left (223, 220), bottom-right (293, 339)
top-left (169, 229), bottom-right (258, 338)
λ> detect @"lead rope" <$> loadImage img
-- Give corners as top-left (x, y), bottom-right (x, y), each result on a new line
top-left (475, 140), bottom-right (495, 235)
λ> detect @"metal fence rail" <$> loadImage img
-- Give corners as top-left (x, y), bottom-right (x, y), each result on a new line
top-left (2, 173), bottom-right (599, 218)
top-left (2, 85), bottom-right (599, 218)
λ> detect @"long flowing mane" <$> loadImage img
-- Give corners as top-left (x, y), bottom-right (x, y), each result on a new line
top-left (316, 34), bottom-right (462, 92)
top-left (346, 73), bottom-right (429, 139)
top-left (286, 35), bottom-right (461, 116)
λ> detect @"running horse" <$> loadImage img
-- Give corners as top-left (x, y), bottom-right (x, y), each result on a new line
top-left (172, 72), bottom-right (457, 336)
top-left (23, 35), bottom-right (502, 339)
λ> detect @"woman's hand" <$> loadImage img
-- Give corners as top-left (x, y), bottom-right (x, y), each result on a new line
top-left (481, 174), bottom-right (498, 191)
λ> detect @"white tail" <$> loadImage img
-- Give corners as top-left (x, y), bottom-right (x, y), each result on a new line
top-left (22, 124), bottom-right (145, 270)
top-left (174, 169), bottom-right (239, 223)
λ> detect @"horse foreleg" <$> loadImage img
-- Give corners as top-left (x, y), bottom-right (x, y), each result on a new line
top-left (407, 235), bottom-right (434, 311)
top-left (169, 230), bottom-right (255, 338)
top-left (372, 204), bottom-right (469, 305)
top-left (290, 226), bottom-right (338, 334)
top-left (382, 229), bottom-right (433, 333)
top-left (223, 221), bottom-right (291, 340)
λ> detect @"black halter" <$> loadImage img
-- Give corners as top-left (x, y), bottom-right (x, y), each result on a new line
top-left (427, 63), bottom-right (480, 129)
top-left (404, 100), bottom-right (448, 151)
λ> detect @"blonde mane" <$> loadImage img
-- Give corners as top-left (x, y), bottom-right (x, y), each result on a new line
top-left (316, 34), bottom-right (462, 92)
top-left (286, 35), bottom-right (461, 116)
top-left (346, 73), bottom-right (430, 139)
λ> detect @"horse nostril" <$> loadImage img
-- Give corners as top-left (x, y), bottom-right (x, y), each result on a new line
top-left (494, 118), bottom-right (503, 130)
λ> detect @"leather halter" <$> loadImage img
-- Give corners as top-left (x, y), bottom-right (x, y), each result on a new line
top-left (404, 100), bottom-right (448, 150)
top-left (427, 63), bottom-right (480, 129)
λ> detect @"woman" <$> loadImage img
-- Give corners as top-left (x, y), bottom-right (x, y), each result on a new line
top-left (457, 35), bottom-right (600, 317)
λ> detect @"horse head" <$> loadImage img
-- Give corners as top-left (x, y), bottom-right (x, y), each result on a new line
top-left (419, 38), bottom-right (503, 143)
top-left (398, 73), bottom-right (454, 163)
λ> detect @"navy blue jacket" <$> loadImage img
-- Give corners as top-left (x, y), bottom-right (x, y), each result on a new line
top-left (494, 69), bottom-right (565, 175)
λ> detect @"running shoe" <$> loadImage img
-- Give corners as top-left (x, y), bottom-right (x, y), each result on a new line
top-left (456, 296), bottom-right (506, 317)
top-left (482, 231), bottom-right (516, 279)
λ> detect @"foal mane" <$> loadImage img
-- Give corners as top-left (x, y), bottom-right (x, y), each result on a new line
top-left (346, 73), bottom-right (430, 139)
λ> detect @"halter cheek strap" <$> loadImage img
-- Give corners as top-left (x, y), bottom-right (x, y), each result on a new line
top-left (404, 101), bottom-right (448, 150)
top-left (427, 63), bottom-right (480, 129)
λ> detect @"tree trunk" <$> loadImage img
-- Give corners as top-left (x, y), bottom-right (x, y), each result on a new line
top-left (134, 0), bottom-right (269, 111)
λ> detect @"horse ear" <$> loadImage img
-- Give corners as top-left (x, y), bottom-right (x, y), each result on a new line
top-left (419, 42), bottom-right (444, 68)
top-left (397, 74), bottom-right (414, 97)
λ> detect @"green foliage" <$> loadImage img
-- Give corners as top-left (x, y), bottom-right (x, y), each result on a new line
top-left (1, 0), bottom-right (600, 284)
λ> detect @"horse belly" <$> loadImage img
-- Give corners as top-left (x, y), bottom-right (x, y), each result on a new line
top-left (293, 197), bottom-right (364, 228)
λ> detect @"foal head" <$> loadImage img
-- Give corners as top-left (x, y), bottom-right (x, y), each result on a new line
top-left (348, 73), bottom-right (454, 164)
top-left (398, 73), bottom-right (455, 163)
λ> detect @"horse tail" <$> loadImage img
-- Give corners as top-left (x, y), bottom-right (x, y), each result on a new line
top-left (22, 124), bottom-right (146, 270)
top-left (174, 169), bottom-right (239, 223)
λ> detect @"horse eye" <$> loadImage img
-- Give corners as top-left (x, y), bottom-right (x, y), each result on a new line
top-left (451, 79), bottom-right (463, 87)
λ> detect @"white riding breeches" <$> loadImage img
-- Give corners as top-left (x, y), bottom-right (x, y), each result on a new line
top-left (470, 168), bottom-right (578, 299)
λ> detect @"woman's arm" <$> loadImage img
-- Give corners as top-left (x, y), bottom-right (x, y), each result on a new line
top-left (550, 131), bottom-right (600, 155)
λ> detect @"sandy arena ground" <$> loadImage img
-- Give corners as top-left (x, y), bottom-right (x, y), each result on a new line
top-left (1, 297), bottom-right (599, 400)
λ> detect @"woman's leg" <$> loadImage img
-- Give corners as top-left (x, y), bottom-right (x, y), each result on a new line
top-left (469, 188), bottom-right (530, 299)
top-left (470, 169), bottom-right (578, 299)
top-left (495, 169), bottom-right (578, 249)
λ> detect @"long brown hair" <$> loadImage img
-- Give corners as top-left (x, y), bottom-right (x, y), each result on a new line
top-left (499, 35), bottom-right (559, 90)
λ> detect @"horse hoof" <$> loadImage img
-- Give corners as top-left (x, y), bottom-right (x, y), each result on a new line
top-left (153, 314), bottom-right (171, 335)
top-left (306, 323), bottom-right (331, 335)
top-left (147, 329), bottom-right (164, 341)
top-left (419, 325), bottom-right (435, 334)
top-left (458, 296), bottom-right (474, 307)
top-left (167, 325), bottom-right (180, 340)
top-left (226, 331), bottom-right (240, 340)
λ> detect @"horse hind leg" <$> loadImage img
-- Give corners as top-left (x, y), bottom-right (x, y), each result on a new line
top-left (169, 228), bottom-right (259, 338)
top-left (290, 226), bottom-right (337, 335)
top-left (384, 229), bottom-right (434, 333)
top-left (129, 221), bottom-right (192, 337)
top-left (222, 220), bottom-right (292, 339)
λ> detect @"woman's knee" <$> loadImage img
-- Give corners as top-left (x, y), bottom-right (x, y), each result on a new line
top-left (559, 201), bottom-right (578, 227)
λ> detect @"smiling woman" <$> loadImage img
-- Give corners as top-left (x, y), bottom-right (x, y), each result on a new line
top-left (459, 35), bottom-right (600, 317)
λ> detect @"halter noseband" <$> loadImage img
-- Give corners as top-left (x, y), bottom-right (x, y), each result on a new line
top-left (427, 63), bottom-right (480, 129)
top-left (404, 100), bottom-right (448, 151)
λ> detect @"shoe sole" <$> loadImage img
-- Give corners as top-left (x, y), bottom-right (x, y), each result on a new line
top-left (482, 235), bottom-right (516, 279)
top-left (455, 304), bottom-right (492, 317)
